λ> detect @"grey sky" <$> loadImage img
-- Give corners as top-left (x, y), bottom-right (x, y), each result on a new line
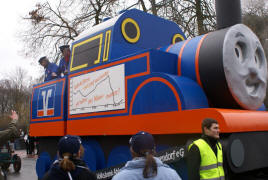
top-left (0, 0), bottom-right (43, 80)
top-left (0, 0), bottom-right (257, 81)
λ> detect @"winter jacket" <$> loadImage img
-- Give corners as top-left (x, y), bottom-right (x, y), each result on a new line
top-left (112, 157), bottom-right (181, 180)
top-left (44, 62), bottom-right (60, 82)
top-left (187, 135), bottom-right (224, 180)
top-left (59, 57), bottom-right (69, 75)
top-left (42, 159), bottom-right (96, 180)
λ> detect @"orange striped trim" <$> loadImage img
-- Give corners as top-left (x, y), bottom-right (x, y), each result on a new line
top-left (66, 108), bottom-right (268, 135)
top-left (195, 34), bottom-right (209, 87)
top-left (129, 77), bottom-right (182, 115)
top-left (69, 52), bottom-right (150, 78)
top-left (178, 39), bottom-right (190, 76)
top-left (30, 121), bottom-right (65, 136)
top-left (165, 44), bottom-right (173, 52)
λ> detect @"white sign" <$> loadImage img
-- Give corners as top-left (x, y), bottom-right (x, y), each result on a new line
top-left (69, 64), bottom-right (125, 115)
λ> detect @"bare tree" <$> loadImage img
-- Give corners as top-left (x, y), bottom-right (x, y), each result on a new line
top-left (163, 0), bottom-right (216, 37)
top-left (134, 0), bottom-right (216, 37)
top-left (0, 68), bottom-right (32, 129)
top-left (19, 0), bottom-right (118, 63)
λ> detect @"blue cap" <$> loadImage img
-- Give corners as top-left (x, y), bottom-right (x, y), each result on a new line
top-left (38, 56), bottom-right (47, 64)
top-left (129, 131), bottom-right (155, 154)
top-left (59, 45), bottom-right (70, 53)
top-left (58, 135), bottom-right (82, 156)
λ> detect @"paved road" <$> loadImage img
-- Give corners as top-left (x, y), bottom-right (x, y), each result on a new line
top-left (6, 151), bottom-right (38, 180)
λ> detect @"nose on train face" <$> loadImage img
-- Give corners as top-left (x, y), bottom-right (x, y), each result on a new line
top-left (223, 24), bottom-right (267, 110)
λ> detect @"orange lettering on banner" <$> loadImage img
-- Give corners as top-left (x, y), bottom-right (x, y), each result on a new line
top-left (82, 80), bottom-right (95, 91)
top-left (76, 98), bottom-right (87, 107)
top-left (106, 88), bottom-right (120, 99)
top-left (74, 77), bottom-right (91, 90)
top-left (94, 94), bottom-right (104, 102)
top-left (88, 98), bottom-right (93, 104)
top-left (94, 71), bottom-right (108, 84)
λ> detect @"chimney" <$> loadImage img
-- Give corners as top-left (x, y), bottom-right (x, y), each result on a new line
top-left (215, 0), bottom-right (242, 29)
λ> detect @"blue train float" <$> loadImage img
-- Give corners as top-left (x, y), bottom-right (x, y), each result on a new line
top-left (30, 1), bottom-right (268, 179)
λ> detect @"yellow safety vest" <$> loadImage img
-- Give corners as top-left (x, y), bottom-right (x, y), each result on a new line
top-left (189, 139), bottom-right (225, 180)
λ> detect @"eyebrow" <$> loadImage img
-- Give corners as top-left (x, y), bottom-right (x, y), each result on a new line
top-left (235, 32), bottom-right (245, 38)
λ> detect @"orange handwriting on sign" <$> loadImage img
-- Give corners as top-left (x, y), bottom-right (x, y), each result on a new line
top-left (88, 98), bottom-right (93, 104)
top-left (76, 98), bottom-right (87, 107)
top-left (82, 80), bottom-right (95, 91)
top-left (106, 88), bottom-right (120, 99)
top-left (94, 71), bottom-right (108, 84)
top-left (74, 77), bottom-right (91, 90)
top-left (94, 94), bottom-right (104, 102)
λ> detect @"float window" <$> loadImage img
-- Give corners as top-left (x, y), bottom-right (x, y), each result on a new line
top-left (121, 18), bottom-right (140, 43)
top-left (172, 34), bottom-right (185, 44)
top-left (70, 34), bottom-right (103, 72)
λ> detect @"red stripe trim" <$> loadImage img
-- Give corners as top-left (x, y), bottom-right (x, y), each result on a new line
top-left (30, 121), bottom-right (65, 136)
top-left (165, 44), bottom-right (173, 52)
top-left (195, 34), bottom-right (209, 87)
top-left (178, 39), bottom-right (190, 76)
top-left (66, 109), bottom-right (268, 135)
top-left (129, 77), bottom-right (182, 115)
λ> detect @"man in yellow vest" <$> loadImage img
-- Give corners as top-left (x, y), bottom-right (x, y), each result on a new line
top-left (187, 118), bottom-right (225, 180)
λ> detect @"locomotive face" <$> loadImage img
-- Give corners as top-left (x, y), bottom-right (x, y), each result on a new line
top-left (223, 24), bottom-right (267, 110)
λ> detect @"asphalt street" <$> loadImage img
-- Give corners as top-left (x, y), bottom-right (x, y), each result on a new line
top-left (6, 150), bottom-right (38, 180)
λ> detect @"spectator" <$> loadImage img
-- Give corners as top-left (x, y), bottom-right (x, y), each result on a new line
top-left (29, 135), bottom-right (35, 157)
top-left (39, 56), bottom-right (60, 82)
top-left (24, 133), bottom-right (30, 155)
top-left (0, 110), bottom-right (19, 145)
top-left (15, 128), bottom-right (24, 150)
top-left (0, 110), bottom-right (20, 180)
top-left (42, 135), bottom-right (96, 180)
top-left (187, 118), bottom-right (225, 180)
top-left (59, 45), bottom-right (71, 76)
top-left (112, 131), bottom-right (181, 180)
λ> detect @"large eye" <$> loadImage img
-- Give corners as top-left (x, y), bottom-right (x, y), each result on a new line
top-left (172, 34), bottom-right (185, 44)
top-left (234, 42), bottom-right (246, 64)
top-left (121, 18), bottom-right (140, 43)
top-left (255, 48), bottom-right (264, 69)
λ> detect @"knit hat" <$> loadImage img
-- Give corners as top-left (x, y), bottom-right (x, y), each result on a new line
top-left (129, 131), bottom-right (155, 154)
top-left (58, 135), bottom-right (82, 156)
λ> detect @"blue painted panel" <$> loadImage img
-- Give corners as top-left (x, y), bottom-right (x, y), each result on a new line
top-left (150, 49), bottom-right (178, 75)
top-left (82, 144), bottom-right (97, 171)
top-left (31, 78), bottom-right (66, 121)
top-left (180, 36), bottom-right (203, 81)
top-left (83, 139), bottom-right (106, 170)
top-left (36, 152), bottom-right (52, 179)
top-left (114, 9), bottom-right (185, 48)
top-left (130, 73), bottom-right (208, 115)
top-left (107, 146), bottom-right (131, 167)
top-left (133, 80), bottom-right (179, 114)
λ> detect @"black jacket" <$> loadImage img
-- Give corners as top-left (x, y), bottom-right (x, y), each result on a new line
top-left (42, 159), bottom-right (96, 180)
top-left (187, 135), bottom-right (221, 180)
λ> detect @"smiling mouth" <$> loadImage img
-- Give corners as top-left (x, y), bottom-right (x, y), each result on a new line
top-left (246, 79), bottom-right (260, 95)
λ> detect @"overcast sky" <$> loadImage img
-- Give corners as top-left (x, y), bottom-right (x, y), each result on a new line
top-left (0, 0), bottom-right (44, 80)
top-left (0, 0), bottom-right (252, 81)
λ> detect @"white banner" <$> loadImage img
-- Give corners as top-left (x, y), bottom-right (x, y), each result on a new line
top-left (69, 64), bottom-right (125, 115)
